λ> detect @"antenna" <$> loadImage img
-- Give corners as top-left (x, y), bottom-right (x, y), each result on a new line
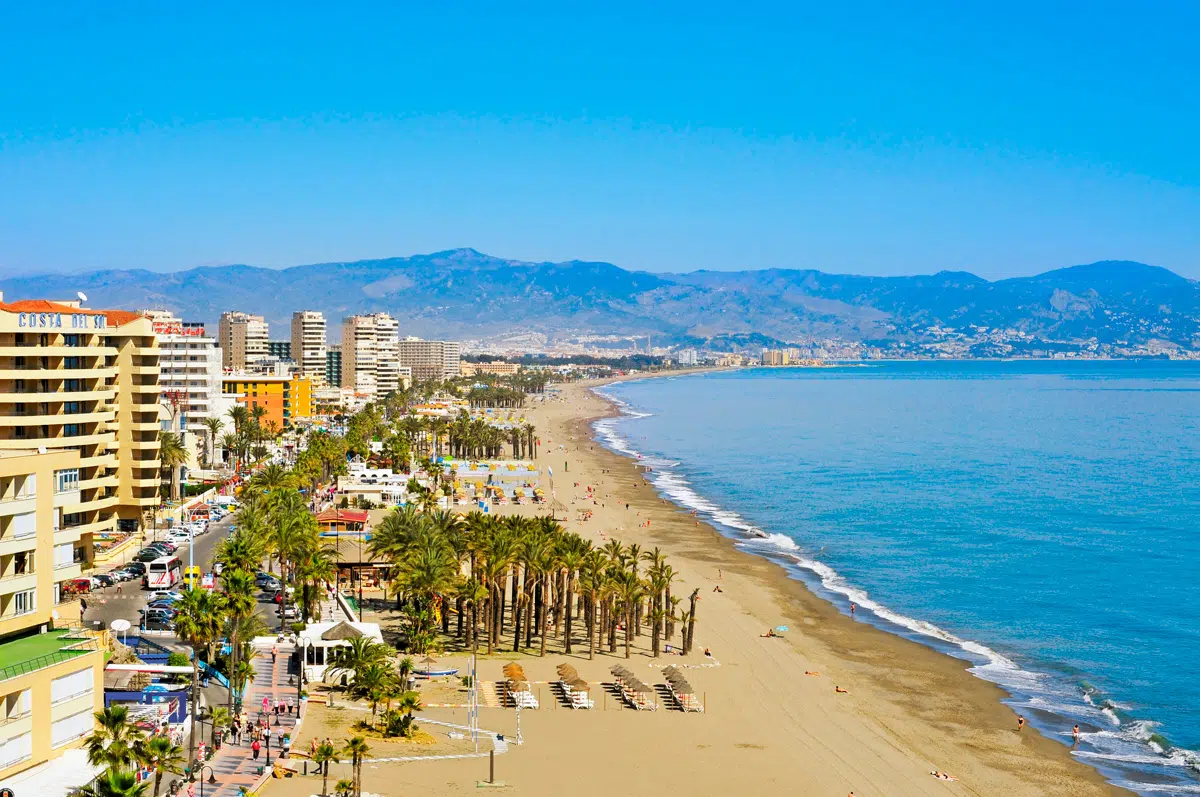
top-left (77, 291), bottom-right (88, 303)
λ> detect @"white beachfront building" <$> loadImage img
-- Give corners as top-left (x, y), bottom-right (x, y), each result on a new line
top-left (297, 620), bottom-right (385, 683)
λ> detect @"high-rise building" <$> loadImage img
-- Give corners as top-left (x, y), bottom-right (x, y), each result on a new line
top-left (340, 315), bottom-right (378, 398)
top-left (266, 340), bottom-right (291, 360)
top-left (0, 296), bottom-right (162, 548)
top-left (397, 338), bottom-right (461, 382)
top-left (218, 311), bottom-right (269, 370)
top-left (324, 345), bottom-right (342, 387)
top-left (142, 311), bottom-right (233, 434)
top-left (0, 448), bottom-right (106, 782)
top-left (290, 311), bottom-right (326, 383)
top-left (371, 314), bottom-right (401, 398)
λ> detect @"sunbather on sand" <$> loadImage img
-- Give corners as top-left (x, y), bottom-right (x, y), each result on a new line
top-left (835, 686), bottom-right (849, 693)
top-left (804, 670), bottom-right (820, 676)
top-left (760, 629), bottom-right (777, 638)
top-left (930, 771), bottom-right (959, 781)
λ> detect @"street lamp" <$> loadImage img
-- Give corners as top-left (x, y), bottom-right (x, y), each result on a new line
top-left (198, 765), bottom-right (217, 797)
top-left (264, 729), bottom-right (272, 766)
top-left (296, 637), bottom-right (308, 710)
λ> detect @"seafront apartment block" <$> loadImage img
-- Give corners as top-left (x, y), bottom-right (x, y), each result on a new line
top-left (0, 449), bottom-right (106, 781)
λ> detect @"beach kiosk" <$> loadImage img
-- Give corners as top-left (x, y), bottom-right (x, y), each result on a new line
top-left (298, 620), bottom-right (385, 682)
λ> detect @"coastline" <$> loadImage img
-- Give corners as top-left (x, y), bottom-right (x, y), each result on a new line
top-left (565, 369), bottom-right (1126, 795)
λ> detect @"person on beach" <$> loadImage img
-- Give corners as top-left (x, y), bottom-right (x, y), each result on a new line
top-left (1017, 716), bottom-right (1026, 732)
top-left (835, 686), bottom-right (849, 693)
top-left (805, 670), bottom-right (820, 676)
top-left (850, 602), bottom-right (856, 615)
top-left (1072, 724), bottom-right (1080, 742)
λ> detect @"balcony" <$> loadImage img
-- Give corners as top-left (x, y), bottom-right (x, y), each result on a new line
top-left (0, 572), bottom-right (38, 596)
top-left (0, 346), bottom-right (114, 357)
top-left (66, 495), bottom-right (117, 514)
top-left (0, 532), bottom-right (38, 557)
top-left (0, 389), bottom-right (114, 404)
top-left (130, 382), bottom-right (160, 394)
top-left (0, 627), bottom-right (101, 683)
top-left (0, 410), bottom-right (115, 428)
top-left (0, 496), bottom-right (37, 517)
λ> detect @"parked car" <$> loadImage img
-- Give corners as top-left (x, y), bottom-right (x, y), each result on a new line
top-left (91, 573), bottom-right (115, 588)
top-left (276, 605), bottom-right (299, 619)
top-left (147, 590), bottom-right (182, 603)
top-left (141, 609), bottom-right (175, 626)
top-left (63, 577), bottom-right (92, 595)
top-left (123, 562), bottom-right (147, 576)
top-left (144, 600), bottom-right (178, 613)
top-left (134, 549), bottom-right (163, 563)
top-left (110, 568), bottom-right (137, 582)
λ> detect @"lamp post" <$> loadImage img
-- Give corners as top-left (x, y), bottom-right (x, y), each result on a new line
top-left (296, 637), bottom-right (307, 710)
top-left (264, 728), bottom-right (272, 766)
top-left (198, 765), bottom-right (217, 797)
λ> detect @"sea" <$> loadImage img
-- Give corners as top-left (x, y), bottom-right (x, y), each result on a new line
top-left (592, 361), bottom-right (1200, 796)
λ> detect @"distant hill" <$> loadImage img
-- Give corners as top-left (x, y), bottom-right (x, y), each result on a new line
top-left (1, 250), bottom-right (1196, 349)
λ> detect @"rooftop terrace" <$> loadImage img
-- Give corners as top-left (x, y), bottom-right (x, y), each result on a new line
top-left (0, 626), bottom-right (99, 682)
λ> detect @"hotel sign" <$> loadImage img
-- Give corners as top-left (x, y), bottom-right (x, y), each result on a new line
top-left (152, 321), bottom-right (206, 336)
top-left (18, 312), bottom-right (106, 329)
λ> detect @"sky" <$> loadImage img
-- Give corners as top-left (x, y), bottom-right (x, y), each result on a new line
top-left (0, 3), bottom-right (1198, 280)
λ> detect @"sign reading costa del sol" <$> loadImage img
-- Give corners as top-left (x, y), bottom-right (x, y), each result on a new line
top-left (17, 311), bottom-right (107, 329)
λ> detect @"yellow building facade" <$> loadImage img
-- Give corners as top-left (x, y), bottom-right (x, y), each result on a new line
top-left (222, 374), bottom-right (312, 429)
top-left (0, 449), bottom-right (105, 779)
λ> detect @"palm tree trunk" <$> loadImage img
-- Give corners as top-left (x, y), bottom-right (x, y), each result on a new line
top-left (588, 598), bottom-right (597, 660)
top-left (563, 572), bottom-right (575, 653)
top-left (624, 605), bottom-right (632, 658)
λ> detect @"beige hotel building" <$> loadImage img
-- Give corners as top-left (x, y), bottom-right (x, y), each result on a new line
top-left (0, 296), bottom-right (160, 781)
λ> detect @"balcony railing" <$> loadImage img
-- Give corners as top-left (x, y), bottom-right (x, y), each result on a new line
top-left (0, 627), bottom-right (99, 682)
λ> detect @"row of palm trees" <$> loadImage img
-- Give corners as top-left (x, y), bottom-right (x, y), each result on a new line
top-left (369, 509), bottom-right (701, 660)
top-left (81, 704), bottom-right (193, 796)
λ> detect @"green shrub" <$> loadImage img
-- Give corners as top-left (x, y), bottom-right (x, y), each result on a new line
top-left (167, 652), bottom-right (191, 667)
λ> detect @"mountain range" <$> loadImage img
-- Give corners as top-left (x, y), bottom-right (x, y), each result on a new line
top-left (1, 250), bottom-right (1197, 350)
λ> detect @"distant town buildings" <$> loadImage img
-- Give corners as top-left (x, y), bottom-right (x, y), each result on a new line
top-left (290, 310), bottom-right (327, 383)
top-left (218, 311), bottom-right (269, 369)
top-left (460, 360), bottom-right (520, 377)
top-left (398, 337), bottom-right (461, 382)
top-left (266, 340), bottom-right (291, 360)
top-left (325, 344), bottom-right (342, 387)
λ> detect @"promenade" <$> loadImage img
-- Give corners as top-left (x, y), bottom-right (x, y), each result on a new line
top-left (204, 639), bottom-right (300, 797)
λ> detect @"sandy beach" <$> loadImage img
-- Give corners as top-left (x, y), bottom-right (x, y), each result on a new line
top-left (272, 371), bottom-right (1125, 797)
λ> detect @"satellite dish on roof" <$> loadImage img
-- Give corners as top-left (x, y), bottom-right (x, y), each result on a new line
top-left (77, 291), bottom-right (88, 303)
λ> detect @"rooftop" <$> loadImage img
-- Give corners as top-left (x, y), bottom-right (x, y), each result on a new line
top-left (0, 627), bottom-right (98, 682)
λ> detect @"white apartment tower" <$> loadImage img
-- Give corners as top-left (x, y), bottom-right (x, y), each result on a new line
top-left (218, 311), bottom-right (269, 369)
top-left (290, 311), bottom-right (327, 383)
top-left (143, 310), bottom-right (234, 432)
top-left (396, 338), bottom-right (462, 382)
top-left (340, 313), bottom-right (406, 401)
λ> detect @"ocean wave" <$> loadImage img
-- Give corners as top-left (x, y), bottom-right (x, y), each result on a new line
top-left (589, 385), bottom-right (1200, 794)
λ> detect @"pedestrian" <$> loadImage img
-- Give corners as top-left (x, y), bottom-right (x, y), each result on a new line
top-left (80, 598), bottom-right (88, 615)
top-left (1017, 715), bottom-right (1026, 732)
top-left (251, 739), bottom-right (261, 760)
top-left (286, 697), bottom-right (293, 715)
top-left (1072, 724), bottom-right (1080, 743)
top-left (271, 645), bottom-right (277, 664)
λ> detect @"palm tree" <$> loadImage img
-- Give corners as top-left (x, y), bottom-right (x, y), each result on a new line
top-left (219, 433), bottom-right (239, 468)
top-left (85, 705), bottom-right (145, 771)
top-left (219, 568), bottom-right (257, 713)
top-left (80, 768), bottom-right (150, 797)
top-left (142, 734), bottom-right (185, 797)
top-left (173, 588), bottom-right (224, 768)
top-left (157, 431), bottom-right (188, 502)
top-left (327, 637), bottom-right (389, 689)
top-left (201, 417), bottom-right (224, 469)
top-left (313, 741), bottom-right (340, 796)
top-left (207, 706), bottom-right (230, 748)
top-left (349, 662), bottom-right (398, 727)
top-left (684, 587), bottom-right (701, 654)
top-left (335, 779), bottom-right (356, 797)
top-left (342, 736), bottom-right (371, 797)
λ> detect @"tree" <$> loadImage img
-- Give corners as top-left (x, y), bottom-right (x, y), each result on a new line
top-left (219, 568), bottom-right (258, 714)
top-left (142, 734), bottom-right (185, 797)
top-left (80, 768), bottom-right (150, 797)
top-left (172, 588), bottom-right (224, 768)
top-left (342, 736), bottom-right (371, 797)
top-left (313, 741), bottom-right (340, 796)
top-left (327, 637), bottom-right (389, 689)
top-left (201, 417), bottom-right (224, 469)
top-left (207, 705), bottom-right (230, 748)
top-left (335, 779), bottom-right (356, 797)
top-left (157, 431), bottom-right (188, 503)
top-left (85, 705), bottom-right (145, 771)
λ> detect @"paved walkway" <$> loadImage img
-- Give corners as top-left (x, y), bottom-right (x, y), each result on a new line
top-left (205, 639), bottom-right (301, 797)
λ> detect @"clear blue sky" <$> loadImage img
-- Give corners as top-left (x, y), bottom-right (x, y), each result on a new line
top-left (1, 2), bottom-right (1197, 279)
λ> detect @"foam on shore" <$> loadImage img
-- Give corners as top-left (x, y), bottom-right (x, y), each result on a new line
top-left (592, 384), bottom-right (1200, 797)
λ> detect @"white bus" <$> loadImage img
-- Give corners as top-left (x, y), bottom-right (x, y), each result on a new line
top-left (144, 556), bottom-right (183, 589)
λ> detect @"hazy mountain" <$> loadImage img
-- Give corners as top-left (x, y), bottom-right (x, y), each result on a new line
top-left (1, 250), bottom-right (1196, 349)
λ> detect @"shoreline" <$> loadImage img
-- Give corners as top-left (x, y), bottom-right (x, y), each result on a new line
top-left (563, 370), bottom-right (1126, 795)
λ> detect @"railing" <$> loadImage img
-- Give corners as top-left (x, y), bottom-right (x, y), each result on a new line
top-left (0, 632), bottom-right (100, 682)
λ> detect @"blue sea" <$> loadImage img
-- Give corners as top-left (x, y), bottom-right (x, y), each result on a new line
top-left (594, 361), bottom-right (1200, 796)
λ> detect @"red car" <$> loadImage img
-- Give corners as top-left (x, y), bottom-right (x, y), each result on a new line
top-left (63, 578), bottom-right (92, 595)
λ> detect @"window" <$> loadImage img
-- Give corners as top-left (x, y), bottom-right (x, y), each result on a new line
top-left (64, 424), bottom-right (81, 437)
top-left (0, 730), bottom-right (32, 768)
top-left (64, 334), bottom-right (81, 347)
top-left (64, 401), bottom-right (81, 414)
top-left (51, 708), bottom-right (93, 747)
top-left (55, 542), bottom-right (74, 569)
top-left (55, 468), bottom-right (79, 493)
top-left (15, 475), bottom-right (35, 499)
top-left (13, 590), bottom-right (35, 615)
top-left (13, 551), bottom-right (32, 575)
top-left (3, 689), bottom-right (31, 721)
top-left (10, 513), bottom-right (35, 539)
top-left (51, 668), bottom-right (94, 704)
top-left (62, 512), bottom-right (83, 528)
top-left (64, 379), bottom-right (81, 392)
top-left (64, 357), bottom-right (81, 369)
